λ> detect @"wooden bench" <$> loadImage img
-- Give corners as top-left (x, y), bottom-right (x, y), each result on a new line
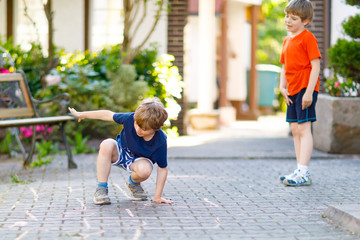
top-left (0, 71), bottom-right (77, 169)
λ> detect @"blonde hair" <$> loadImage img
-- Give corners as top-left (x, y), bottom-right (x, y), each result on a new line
top-left (285, 0), bottom-right (314, 24)
top-left (134, 97), bottom-right (168, 131)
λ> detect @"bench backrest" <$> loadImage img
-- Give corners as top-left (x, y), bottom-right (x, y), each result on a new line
top-left (0, 72), bottom-right (35, 119)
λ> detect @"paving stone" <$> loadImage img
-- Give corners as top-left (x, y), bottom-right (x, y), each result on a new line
top-left (1, 118), bottom-right (360, 239)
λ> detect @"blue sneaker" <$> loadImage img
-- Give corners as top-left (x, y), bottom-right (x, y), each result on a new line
top-left (283, 170), bottom-right (311, 186)
top-left (279, 169), bottom-right (300, 182)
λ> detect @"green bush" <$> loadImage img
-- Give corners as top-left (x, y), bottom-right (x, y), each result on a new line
top-left (0, 38), bottom-right (56, 95)
top-left (132, 44), bottom-right (183, 134)
top-left (328, 39), bottom-right (360, 84)
top-left (132, 44), bottom-right (167, 99)
top-left (327, 0), bottom-right (360, 97)
top-left (1, 39), bottom-right (183, 139)
top-left (342, 15), bottom-right (360, 39)
top-left (346, 0), bottom-right (360, 6)
top-left (257, 0), bottom-right (287, 112)
top-left (257, 0), bottom-right (287, 66)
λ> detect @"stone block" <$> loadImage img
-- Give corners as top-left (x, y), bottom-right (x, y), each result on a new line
top-left (324, 204), bottom-right (360, 237)
top-left (313, 94), bottom-right (360, 154)
top-left (188, 109), bottom-right (219, 130)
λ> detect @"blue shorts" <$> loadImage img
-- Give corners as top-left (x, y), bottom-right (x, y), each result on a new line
top-left (108, 139), bottom-right (153, 173)
top-left (286, 88), bottom-right (318, 124)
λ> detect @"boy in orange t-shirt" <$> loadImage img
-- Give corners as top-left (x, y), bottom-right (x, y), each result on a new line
top-left (279, 0), bottom-right (321, 186)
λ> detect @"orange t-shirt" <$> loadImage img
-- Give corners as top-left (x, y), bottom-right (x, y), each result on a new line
top-left (279, 29), bottom-right (321, 96)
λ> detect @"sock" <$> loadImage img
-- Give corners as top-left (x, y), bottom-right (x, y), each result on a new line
top-left (129, 175), bottom-right (139, 185)
top-left (298, 164), bottom-right (309, 175)
top-left (98, 182), bottom-right (108, 188)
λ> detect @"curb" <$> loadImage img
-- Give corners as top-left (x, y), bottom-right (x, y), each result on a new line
top-left (324, 204), bottom-right (360, 237)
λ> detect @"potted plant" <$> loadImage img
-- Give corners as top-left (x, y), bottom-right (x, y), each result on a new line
top-left (313, 0), bottom-right (360, 154)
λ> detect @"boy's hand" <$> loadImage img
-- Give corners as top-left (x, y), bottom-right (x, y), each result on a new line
top-left (280, 87), bottom-right (293, 106)
top-left (68, 107), bottom-right (84, 122)
top-left (153, 197), bottom-right (173, 204)
top-left (302, 91), bottom-right (313, 110)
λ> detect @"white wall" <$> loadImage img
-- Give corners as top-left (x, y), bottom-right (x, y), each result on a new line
top-left (184, 15), bottom-right (221, 104)
top-left (130, 1), bottom-right (168, 55)
top-left (331, 0), bottom-right (360, 45)
top-left (54, 0), bottom-right (84, 52)
top-left (184, 1), bottom-right (255, 104)
top-left (0, 1), bottom-right (6, 42)
top-left (14, 0), bottom-right (48, 51)
top-left (90, 0), bottom-right (123, 52)
top-left (5, 0), bottom-right (167, 55)
top-left (184, 16), bottom-right (200, 103)
top-left (227, 1), bottom-right (247, 101)
top-left (90, 0), bottom-right (167, 55)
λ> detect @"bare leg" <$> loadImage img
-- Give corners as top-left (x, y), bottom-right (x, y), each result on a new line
top-left (290, 122), bottom-right (301, 165)
top-left (126, 158), bottom-right (153, 200)
top-left (129, 158), bottom-right (153, 183)
top-left (298, 122), bottom-right (313, 166)
top-left (97, 139), bottom-right (119, 183)
top-left (290, 122), bottom-right (312, 166)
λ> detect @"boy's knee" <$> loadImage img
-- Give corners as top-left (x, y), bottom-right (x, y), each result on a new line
top-left (290, 123), bottom-right (299, 135)
top-left (292, 122), bottom-right (311, 137)
top-left (138, 166), bottom-right (152, 179)
top-left (133, 161), bottom-right (152, 179)
top-left (99, 139), bottom-right (116, 153)
top-left (298, 122), bottom-right (311, 134)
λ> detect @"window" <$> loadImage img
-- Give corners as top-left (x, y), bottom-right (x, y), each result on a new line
top-left (90, 0), bottom-right (123, 51)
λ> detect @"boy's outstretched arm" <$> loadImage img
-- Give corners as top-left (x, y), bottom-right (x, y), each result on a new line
top-left (68, 107), bottom-right (115, 122)
top-left (154, 166), bottom-right (173, 204)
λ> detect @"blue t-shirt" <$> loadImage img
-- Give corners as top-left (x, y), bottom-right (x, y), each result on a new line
top-left (113, 112), bottom-right (167, 168)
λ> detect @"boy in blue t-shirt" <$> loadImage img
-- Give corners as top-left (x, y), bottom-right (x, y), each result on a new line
top-left (68, 97), bottom-right (173, 205)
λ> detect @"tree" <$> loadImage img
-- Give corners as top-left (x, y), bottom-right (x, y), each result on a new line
top-left (22, 0), bottom-right (57, 88)
top-left (43, 0), bottom-right (57, 72)
top-left (122, 0), bottom-right (168, 64)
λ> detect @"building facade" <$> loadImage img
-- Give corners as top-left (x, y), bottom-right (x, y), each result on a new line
top-left (1, 0), bottom-right (359, 134)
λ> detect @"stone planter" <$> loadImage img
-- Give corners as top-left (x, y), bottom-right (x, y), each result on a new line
top-left (313, 94), bottom-right (360, 154)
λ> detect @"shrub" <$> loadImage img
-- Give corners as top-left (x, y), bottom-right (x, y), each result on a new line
top-left (342, 14), bottom-right (360, 39)
top-left (328, 39), bottom-right (360, 85)
top-left (0, 38), bottom-right (53, 95)
top-left (327, 0), bottom-right (360, 97)
top-left (1, 40), bottom-right (183, 139)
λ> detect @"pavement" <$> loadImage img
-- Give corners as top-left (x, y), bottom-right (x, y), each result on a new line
top-left (0, 114), bottom-right (360, 239)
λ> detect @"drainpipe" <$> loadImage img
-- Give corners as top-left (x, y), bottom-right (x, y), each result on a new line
top-left (219, 0), bottom-right (228, 108)
top-left (248, 5), bottom-right (260, 119)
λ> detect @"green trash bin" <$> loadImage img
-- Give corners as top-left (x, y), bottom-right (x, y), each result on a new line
top-left (256, 64), bottom-right (281, 107)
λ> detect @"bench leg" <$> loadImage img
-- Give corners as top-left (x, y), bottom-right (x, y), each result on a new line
top-left (23, 126), bottom-right (36, 169)
top-left (14, 129), bottom-right (26, 159)
top-left (60, 122), bottom-right (77, 169)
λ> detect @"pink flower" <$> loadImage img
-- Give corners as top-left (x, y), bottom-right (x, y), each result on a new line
top-left (334, 82), bottom-right (340, 88)
top-left (20, 127), bottom-right (33, 138)
top-left (0, 68), bottom-right (10, 74)
top-left (20, 125), bottom-right (54, 138)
